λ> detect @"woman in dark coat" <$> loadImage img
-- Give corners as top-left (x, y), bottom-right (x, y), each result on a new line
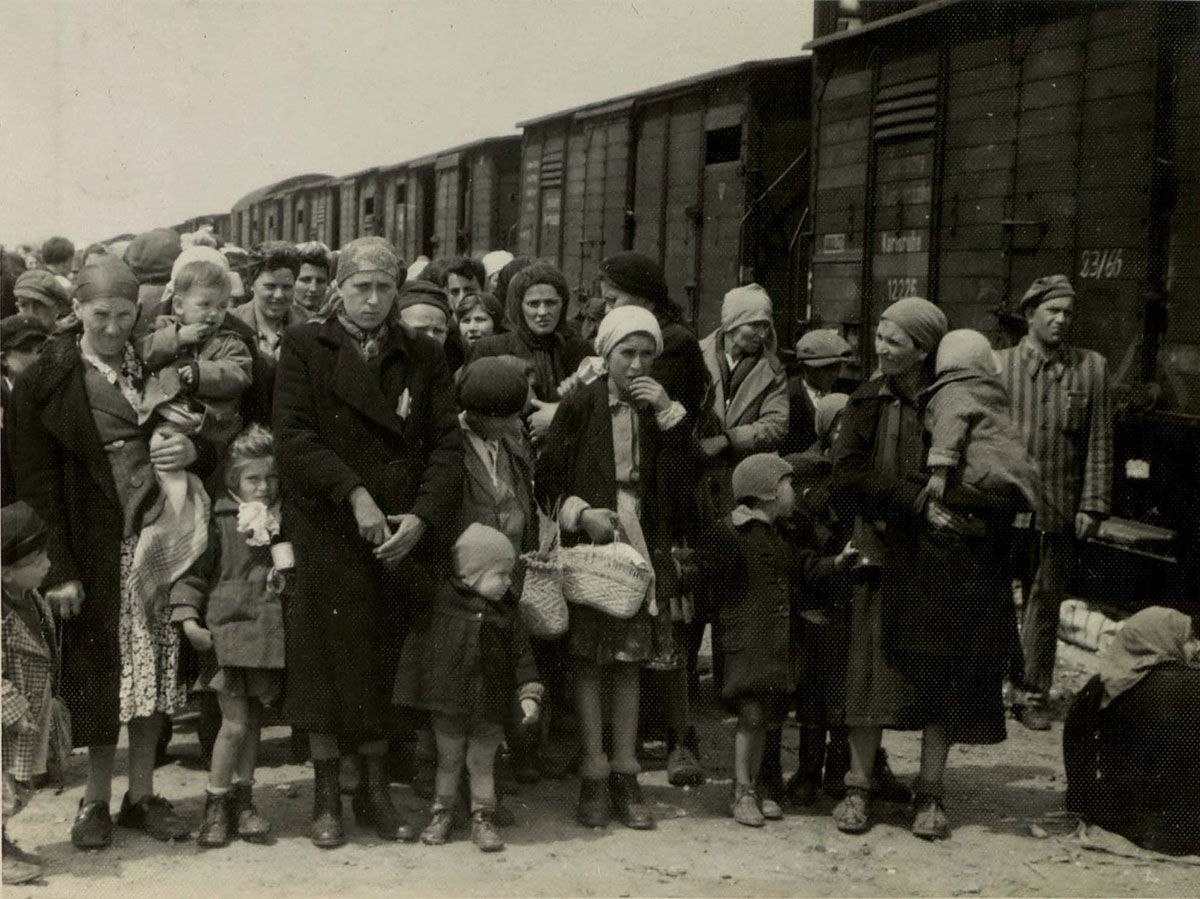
top-left (596, 251), bottom-right (710, 787)
top-left (537, 307), bottom-right (695, 831)
top-left (272, 238), bottom-right (462, 848)
top-left (828, 297), bottom-right (1020, 841)
top-left (468, 262), bottom-right (592, 442)
top-left (9, 256), bottom-right (206, 849)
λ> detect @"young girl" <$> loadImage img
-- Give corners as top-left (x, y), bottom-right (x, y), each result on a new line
top-left (705, 453), bottom-right (852, 827)
top-left (537, 306), bottom-right (694, 831)
top-left (394, 524), bottom-right (543, 852)
top-left (171, 424), bottom-right (287, 848)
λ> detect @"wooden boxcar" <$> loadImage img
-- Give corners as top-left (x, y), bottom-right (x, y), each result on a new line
top-left (230, 173), bottom-right (332, 249)
top-left (806, 0), bottom-right (1200, 604)
top-left (516, 56), bottom-right (811, 341)
top-left (172, 213), bottom-right (231, 244)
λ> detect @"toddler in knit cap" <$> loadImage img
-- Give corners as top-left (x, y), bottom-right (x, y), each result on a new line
top-left (925, 329), bottom-right (1040, 513)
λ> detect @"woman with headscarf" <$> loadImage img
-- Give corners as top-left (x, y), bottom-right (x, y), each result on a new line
top-left (273, 238), bottom-right (462, 849)
top-left (537, 307), bottom-right (695, 832)
top-left (596, 251), bottom-right (709, 787)
top-left (9, 256), bottom-right (209, 850)
top-left (231, 241), bottom-right (307, 425)
top-left (1063, 607), bottom-right (1200, 855)
top-left (469, 262), bottom-right (592, 442)
top-left (828, 296), bottom-right (1020, 840)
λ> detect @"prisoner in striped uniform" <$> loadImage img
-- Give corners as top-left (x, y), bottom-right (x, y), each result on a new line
top-left (995, 275), bottom-right (1113, 730)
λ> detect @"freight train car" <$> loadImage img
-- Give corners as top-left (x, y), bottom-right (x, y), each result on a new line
top-left (805, 0), bottom-right (1200, 605)
top-left (516, 56), bottom-right (811, 340)
top-left (172, 213), bottom-right (231, 243)
top-left (335, 136), bottom-right (521, 260)
top-left (230, 173), bottom-right (333, 249)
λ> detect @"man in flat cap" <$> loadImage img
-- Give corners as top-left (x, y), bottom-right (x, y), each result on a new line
top-left (996, 274), bottom-right (1112, 730)
top-left (13, 270), bottom-right (69, 332)
top-left (780, 329), bottom-right (853, 455)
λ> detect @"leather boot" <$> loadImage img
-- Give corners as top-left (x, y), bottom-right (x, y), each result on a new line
top-left (232, 783), bottom-right (271, 842)
top-left (575, 777), bottom-right (610, 828)
top-left (197, 791), bottom-right (234, 849)
top-left (786, 726), bottom-right (827, 805)
top-left (608, 773), bottom-right (655, 830)
top-left (352, 754), bottom-right (417, 842)
top-left (310, 759), bottom-right (345, 849)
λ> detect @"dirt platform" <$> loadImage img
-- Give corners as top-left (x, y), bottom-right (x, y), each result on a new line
top-left (5, 643), bottom-right (1197, 899)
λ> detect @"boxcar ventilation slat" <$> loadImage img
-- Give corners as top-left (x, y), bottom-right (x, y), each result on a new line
top-left (873, 75), bottom-right (937, 140)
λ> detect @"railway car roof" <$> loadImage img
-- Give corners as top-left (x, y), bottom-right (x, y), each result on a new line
top-left (515, 53), bottom-right (810, 128)
top-left (803, 0), bottom-right (966, 49)
top-left (231, 173), bottom-right (333, 210)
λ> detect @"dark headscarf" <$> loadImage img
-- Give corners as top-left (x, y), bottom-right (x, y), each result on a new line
top-left (492, 255), bottom-right (533, 321)
top-left (505, 262), bottom-right (573, 396)
top-left (75, 256), bottom-right (140, 305)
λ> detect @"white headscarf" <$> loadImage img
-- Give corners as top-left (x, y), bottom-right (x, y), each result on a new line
top-left (594, 306), bottom-right (663, 361)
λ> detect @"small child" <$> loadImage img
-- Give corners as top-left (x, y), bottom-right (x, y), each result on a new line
top-left (394, 524), bottom-right (543, 852)
top-left (139, 258), bottom-right (252, 448)
top-left (705, 454), bottom-right (854, 827)
top-left (2, 502), bottom-right (66, 885)
top-left (924, 329), bottom-right (1040, 513)
top-left (170, 424), bottom-right (288, 848)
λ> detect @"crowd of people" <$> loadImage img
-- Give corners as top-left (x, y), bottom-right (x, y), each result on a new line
top-left (2, 229), bottom-right (1198, 885)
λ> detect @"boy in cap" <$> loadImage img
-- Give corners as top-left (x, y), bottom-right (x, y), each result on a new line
top-left (13, 270), bottom-right (69, 332)
top-left (781, 329), bottom-right (853, 455)
top-left (2, 502), bottom-right (66, 884)
top-left (702, 454), bottom-right (852, 827)
top-left (996, 275), bottom-right (1113, 730)
top-left (1, 314), bottom-right (50, 504)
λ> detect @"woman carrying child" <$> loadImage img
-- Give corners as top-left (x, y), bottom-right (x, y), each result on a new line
top-left (394, 524), bottom-right (543, 852)
top-left (537, 306), bottom-right (695, 831)
top-left (170, 424), bottom-right (287, 848)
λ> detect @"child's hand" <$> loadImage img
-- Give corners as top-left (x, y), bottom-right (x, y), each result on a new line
top-left (178, 365), bottom-right (196, 388)
top-left (520, 698), bottom-right (540, 725)
top-left (926, 471), bottom-right (947, 501)
top-left (177, 322), bottom-right (210, 346)
top-left (182, 619), bottom-right (213, 652)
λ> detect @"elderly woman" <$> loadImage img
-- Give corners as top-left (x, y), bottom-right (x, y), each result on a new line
top-left (829, 297), bottom-right (1019, 840)
top-left (232, 241), bottom-right (307, 425)
top-left (273, 238), bottom-right (462, 849)
top-left (538, 306), bottom-right (695, 831)
top-left (597, 251), bottom-right (709, 788)
top-left (293, 241), bottom-right (333, 317)
top-left (9, 256), bottom-right (205, 849)
top-left (469, 262), bottom-right (592, 441)
top-left (456, 290), bottom-right (505, 348)
top-left (1063, 607), bottom-right (1200, 855)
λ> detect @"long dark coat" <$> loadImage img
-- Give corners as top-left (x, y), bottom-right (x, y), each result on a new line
top-left (393, 579), bottom-right (540, 725)
top-left (468, 330), bottom-right (593, 403)
top-left (272, 317), bottom-right (462, 739)
top-left (7, 335), bottom-right (213, 747)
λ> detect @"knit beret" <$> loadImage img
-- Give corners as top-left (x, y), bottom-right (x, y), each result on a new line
top-left (731, 453), bottom-right (794, 503)
top-left (454, 523), bottom-right (517, 591)
top-left (13, 269), bottom-right (69, 313)
top-left (123, 229), bottom-right (182, 285)
top-left (598, 251), bottom-right (670, 307)
top-left (75, 255), bottom-right (141, 305)
top-left (795, 329), bottom-right (852, 367)
top-left (396, 280), bottom-right (452, 319)
top-left (1020, 274), bottom-right (1076, 313)
top-left (458, 357), bottom-right (530, 417)
top-left (0, 313), bottom-right (50, 351)
top-left (1, 501), bottom-right (48, 562)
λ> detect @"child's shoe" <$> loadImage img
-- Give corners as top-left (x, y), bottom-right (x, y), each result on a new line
top-left (911, 783), bottom-right (950, 841)
top-left (731, 785), bottom-right (765, 827)
top-left (666, 744), bottom-right (705, 787)
top-left (758, 793), bottom-right (784, 820)
top-left (575, 777), bottom-right (609, 828)
top-left (70, 799), bottom-right (113, 849)
top-left (832, 786), bottom-right (872, 834)
top-left (198, 791), bottom-right (234, 848)
top-left (310, 758), bottom-right (345, 849)
top-left (116, 793), bottom-right (191, 842)
top-left (470, 809), bottom-right (505, 852)
top-left (233, 783), bottom-right (271, 842)
top-left (420, 807), bottom-right (455, 845)
top-left (608, 773), bottom-right (655, 830)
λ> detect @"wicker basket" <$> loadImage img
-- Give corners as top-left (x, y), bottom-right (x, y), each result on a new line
top-left (560, 542), bottom-right (653, 619)
top-left (518, 551), bottom-right (568, 637)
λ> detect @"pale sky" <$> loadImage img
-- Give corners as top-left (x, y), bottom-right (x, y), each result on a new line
top-left (1, 0), bottom-right (814, 247)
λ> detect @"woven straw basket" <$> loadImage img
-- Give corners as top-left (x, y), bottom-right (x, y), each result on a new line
top-left (560, 542), bottom-right (652, 619)
top-left (518, 551), bottom-right (568, 637)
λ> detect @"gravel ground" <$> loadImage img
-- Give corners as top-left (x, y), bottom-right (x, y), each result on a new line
top-left (5, 642), bottom-right (1198, 899)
